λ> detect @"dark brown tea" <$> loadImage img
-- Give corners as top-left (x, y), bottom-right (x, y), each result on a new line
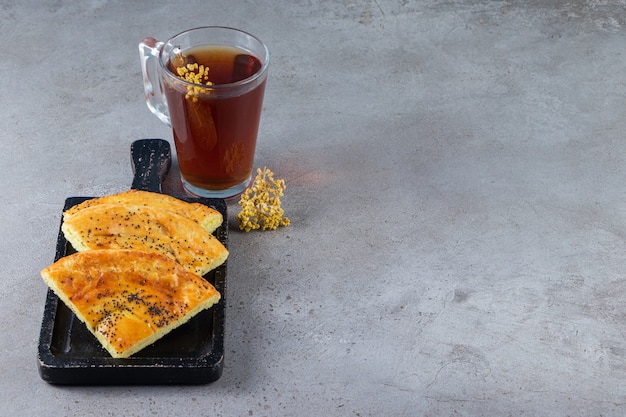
top-left (163, 45), bottom-right (266, 192)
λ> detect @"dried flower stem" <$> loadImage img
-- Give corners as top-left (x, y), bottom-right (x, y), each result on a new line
top-left (237, 168), bottom-right (290, 232)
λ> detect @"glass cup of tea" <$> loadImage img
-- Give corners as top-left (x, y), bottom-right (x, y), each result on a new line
top-left (139, 27), bottom-right (269, 198)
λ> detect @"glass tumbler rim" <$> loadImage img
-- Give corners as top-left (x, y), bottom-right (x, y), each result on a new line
top-left (158, 26), bottom-right (270, 91)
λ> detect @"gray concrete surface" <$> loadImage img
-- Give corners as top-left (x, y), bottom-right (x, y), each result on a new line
top-left (2, 0), bottom-right (626, 415)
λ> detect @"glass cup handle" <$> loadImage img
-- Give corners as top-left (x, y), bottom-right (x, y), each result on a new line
top-left (139, 37), bottom-right (171, 126)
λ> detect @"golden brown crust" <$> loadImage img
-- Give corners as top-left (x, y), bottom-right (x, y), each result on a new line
top-left (40, 249), bottom-right (221, 358)
top-left (63, 190), bottom-right (223, 233)
top-left (61, 203), bottom-right (228, 276)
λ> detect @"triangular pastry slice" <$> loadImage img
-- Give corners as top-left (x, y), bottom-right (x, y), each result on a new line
top-left (63, 190), bottom-right (223, 233)
top-left (61, 203), bottom-right (228, 276)
top-left (41, 249), bottom-right (221, 358)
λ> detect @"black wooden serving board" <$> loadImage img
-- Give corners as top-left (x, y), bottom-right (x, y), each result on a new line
top-left (37, 139), bottom-right (227, 385)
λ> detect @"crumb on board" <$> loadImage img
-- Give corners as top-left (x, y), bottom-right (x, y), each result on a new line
top-left (237, 167), bottom-right (290, 232)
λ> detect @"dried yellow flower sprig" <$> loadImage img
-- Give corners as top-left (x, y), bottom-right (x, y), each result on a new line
top-left (175, 62), bottom-right (213, 101)
top-left (237, 168), bottom-right (291, 232)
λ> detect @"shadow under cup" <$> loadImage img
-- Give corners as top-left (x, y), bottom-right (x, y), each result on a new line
top-left (157, 27), bottom-right (269, 198)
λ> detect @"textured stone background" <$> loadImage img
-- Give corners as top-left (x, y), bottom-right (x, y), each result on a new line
top-left (2, 0), bottom-right (626, 415)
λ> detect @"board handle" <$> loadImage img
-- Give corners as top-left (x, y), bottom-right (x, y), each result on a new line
top-left (130, 139), bottom-right (172, 192)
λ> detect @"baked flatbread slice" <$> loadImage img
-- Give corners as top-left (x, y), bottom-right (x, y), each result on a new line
top-left (61, 203), bottom-right (228, 276)
top-left (63, 190), bottom-right (223, 233)
top-left (41, 249), bottom-right (221, 358)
